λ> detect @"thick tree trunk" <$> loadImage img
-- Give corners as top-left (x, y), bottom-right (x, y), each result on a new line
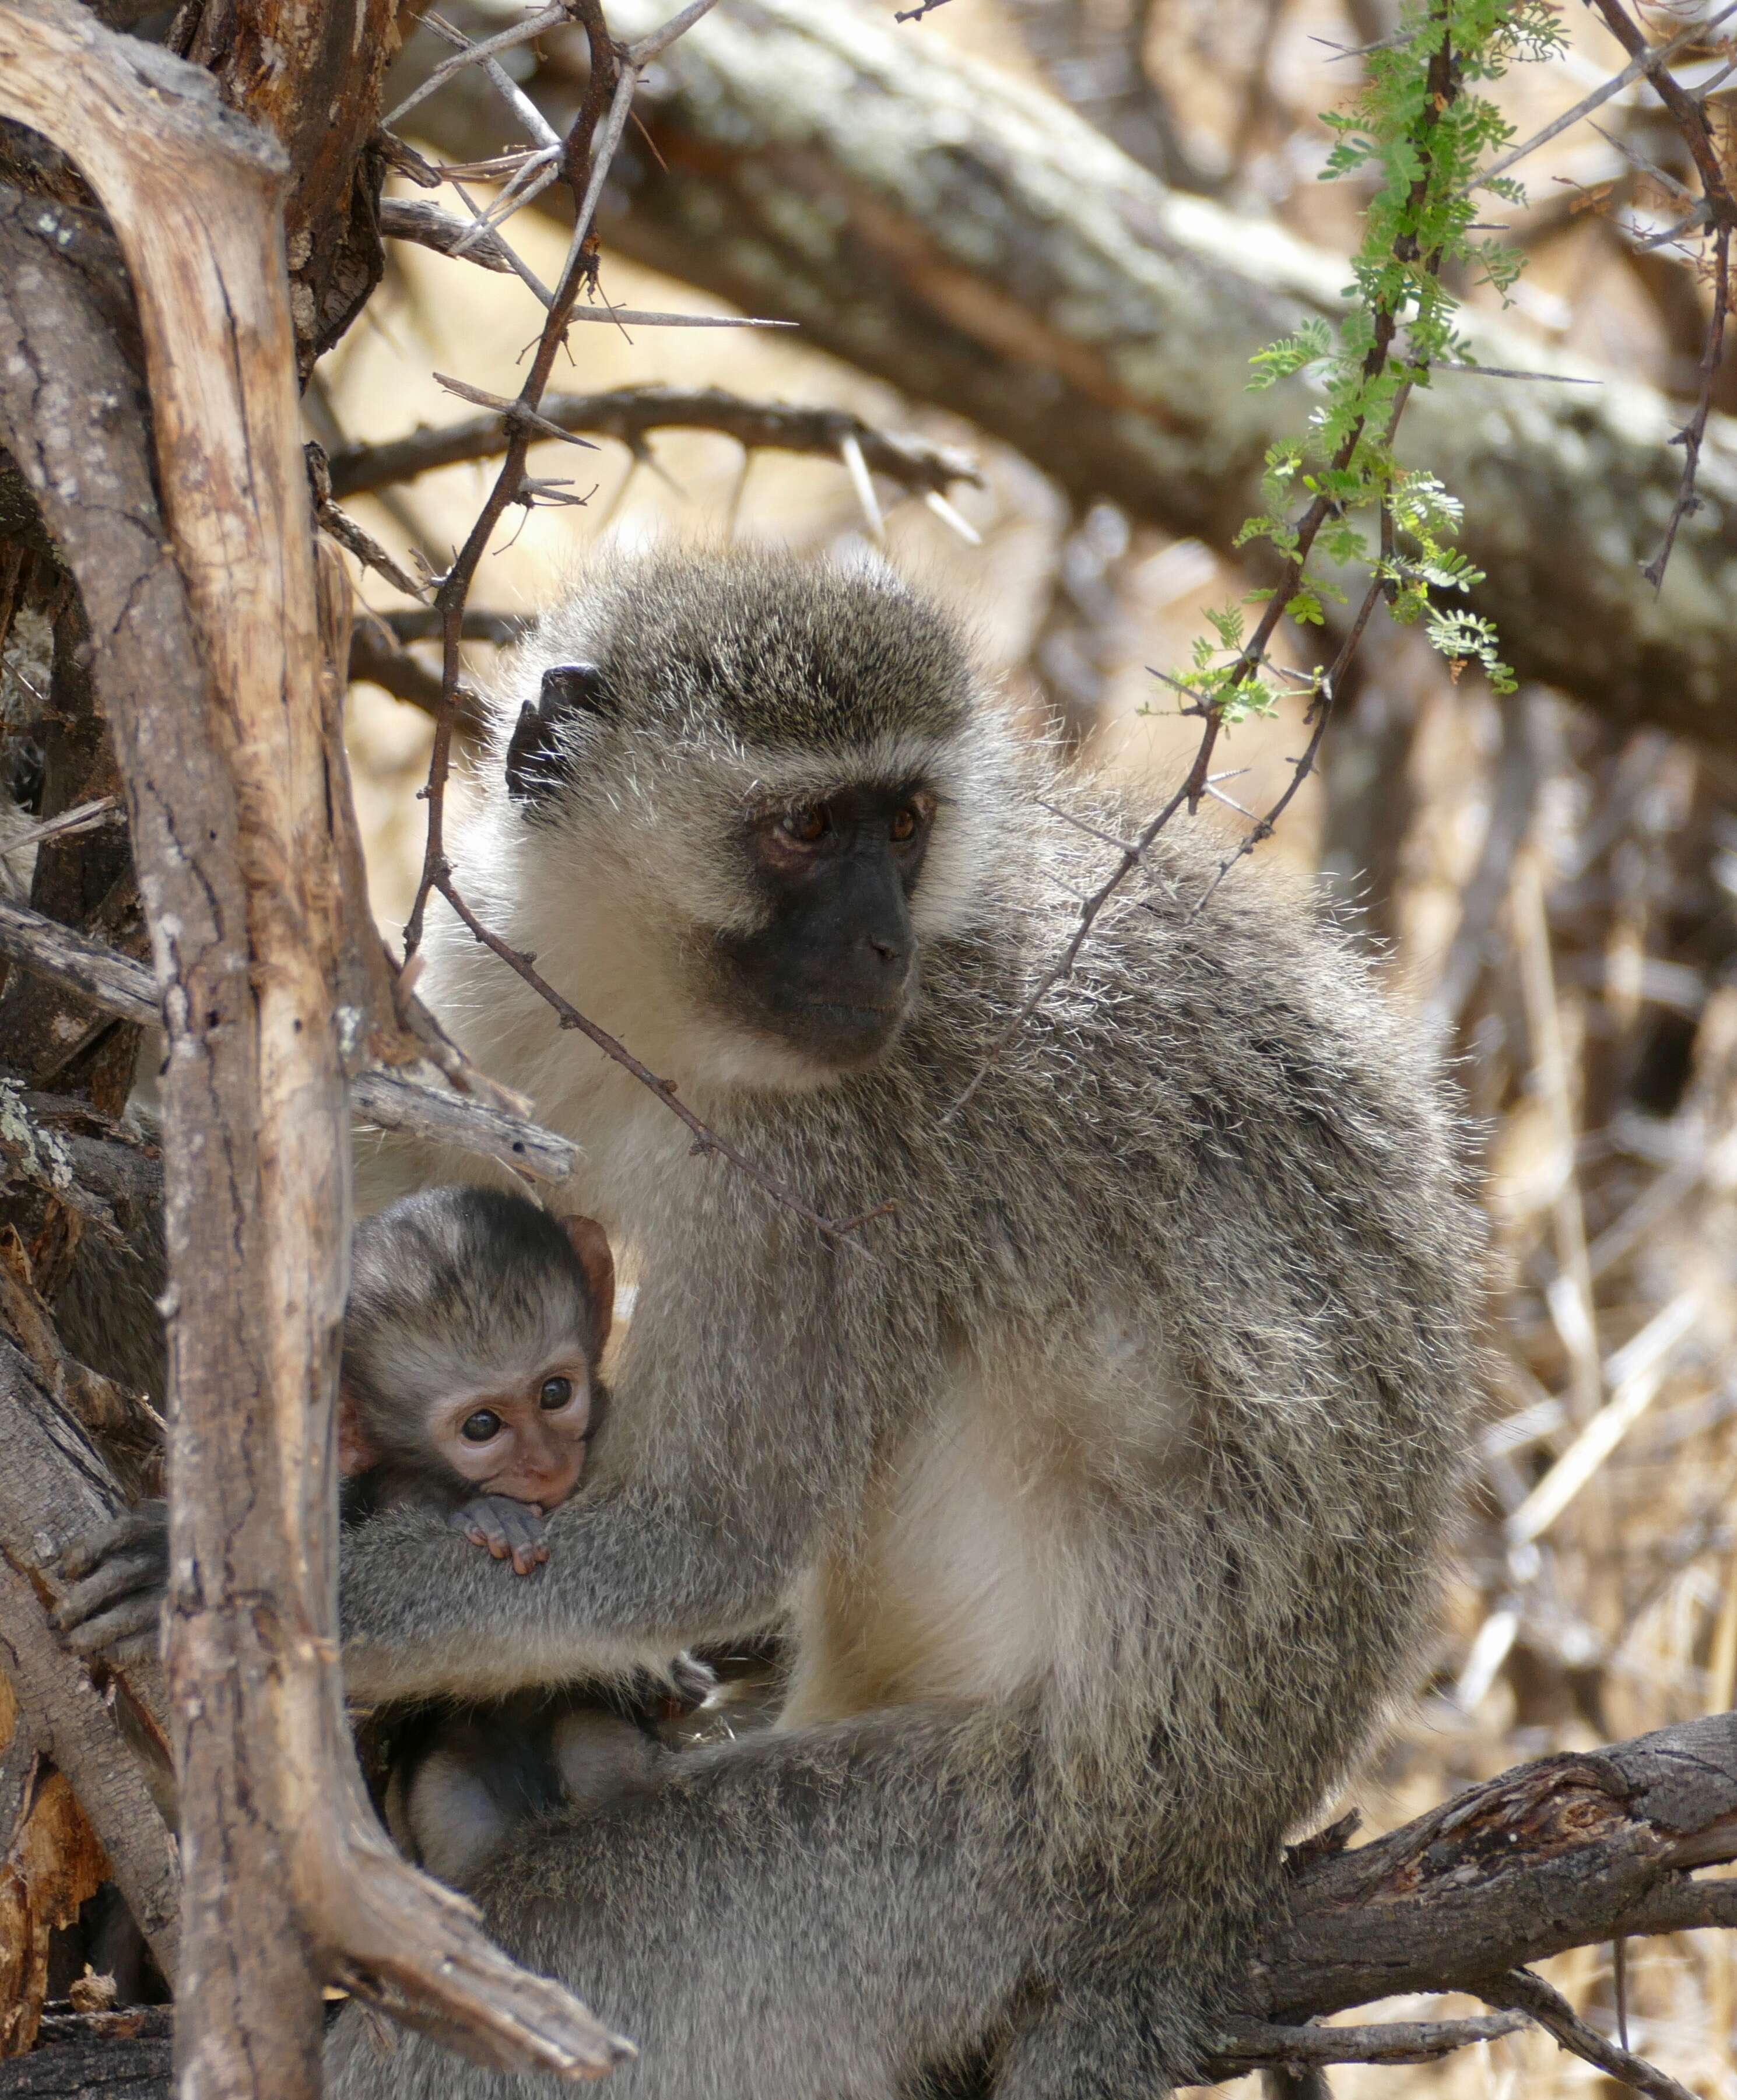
top-left (412, 0), bottom-right (1737, 751)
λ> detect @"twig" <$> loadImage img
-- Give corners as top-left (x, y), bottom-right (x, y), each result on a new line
top-left (383, 2), bottom-right (568, 130)
top-left (948, 24), bottom-right (1458, 1112)
top-left (1212, 2013), bottom-right (1529, 2071)
top-left (1477, 1968), bottom-right (1697, 2100)
top-left (401, 0), bottom-right (626, 967)
top-left (0, 796), bottom-right (120, 862)
top-left (0, 896), bottom-right (577, 1183)
top-left (1582, 0), bottom-right (1737, 587)
top-left (1466, 7), bottom-right (1737, 195)
top-left (624, 0), bottom-right (724, 64)
top-left (436, 876), bottom-right (888, 1244)
top-left (378, 197), bottom-right (519, 274)
top-left (1644, 220), bottom-right (1730, 585)
top-left (325, 383), bottom-right (980, 503)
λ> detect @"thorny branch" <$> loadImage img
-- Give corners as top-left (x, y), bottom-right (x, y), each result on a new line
top-left (394, 0), bottom-right (892, 1241)
top-left (1581, 0), bottom-right (1737, 587)
top-left (324, 383), bottom-right (981, 507)
top-left (951, 23), bottom-right (1459, 1114)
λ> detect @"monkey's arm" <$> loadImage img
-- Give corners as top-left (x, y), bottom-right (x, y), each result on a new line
top-left (338, 1248), bottom-right (907, 1704)
top-left (336, 1480), bottom-right (798, 1704)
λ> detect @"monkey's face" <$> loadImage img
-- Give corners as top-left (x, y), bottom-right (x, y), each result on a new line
top-left (711, 779), bottom-right (937, 1072)
top-left (425, 1353), bottom-right (596, 1509)
top-left (497, 549), bottom-right (1017, 1092)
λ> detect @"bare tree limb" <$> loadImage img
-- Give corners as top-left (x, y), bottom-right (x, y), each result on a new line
top-left (410, 0), bottom-right (1737, 750)
top-left (0, 1339), bottom-right (177, 1983)
top-left (1476, 1968), bottom-right (1696, 2100)
top-left (0, 897), bottom-right (578, 1184)
top-left (0, 7), bottom-right (623, 2085)
top-left (325, 381), bottom-right (982, 503)
top-left (1211, 2012), bottom-right (1529, 2073)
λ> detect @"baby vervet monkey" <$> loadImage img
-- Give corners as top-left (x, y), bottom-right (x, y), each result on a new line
top-left (352, 1188), bottom-right (730, 1884)
top-left (339, 1185), bottom-right (615, 1577)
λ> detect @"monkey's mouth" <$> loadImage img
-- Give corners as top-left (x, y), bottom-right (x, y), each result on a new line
top-left (764, 992), bottom-right (910, 1070)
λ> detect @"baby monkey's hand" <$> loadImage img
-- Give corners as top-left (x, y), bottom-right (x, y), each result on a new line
top-left (448, 1494), bottom-right (549, 1576)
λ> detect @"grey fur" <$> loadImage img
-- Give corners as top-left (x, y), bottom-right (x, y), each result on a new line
top-left (331, 547), bottom-right (1482, 2100)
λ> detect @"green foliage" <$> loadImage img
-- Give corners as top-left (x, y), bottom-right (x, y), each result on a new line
top-left (1162, 0), bottom-right (1562, 725)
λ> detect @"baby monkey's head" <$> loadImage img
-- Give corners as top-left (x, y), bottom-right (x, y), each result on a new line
top-left (340, 1186), bottom-right (614, 1516)
top-left (495, 547), bottom-right (1015, 1091)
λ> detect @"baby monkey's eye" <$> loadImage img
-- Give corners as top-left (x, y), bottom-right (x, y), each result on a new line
top-left (889, 793), bottom-right (935, 845)
top-left (778, 807), bottom-right (829, 844)
top-left (460, 1409), bottom-right (502, 1444)
top-left (539, 1376), bottom-right (574, 1410)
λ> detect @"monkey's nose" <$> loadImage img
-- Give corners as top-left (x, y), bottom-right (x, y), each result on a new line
top-left (868, 935), bottom-right (901, 964)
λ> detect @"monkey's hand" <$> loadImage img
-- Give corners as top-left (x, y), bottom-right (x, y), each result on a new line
top-left (448, 1494), bottom-right (549, 1577)
top-left (51, 1500), bottom-right (169, 1664)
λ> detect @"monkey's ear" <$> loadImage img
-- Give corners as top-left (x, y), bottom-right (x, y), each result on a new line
top-left (560, 1214), bottom-right (615, 1354)
top-left (337, 1383), bottom-right (379, 1479)
top-left (504, 662), bottom-right (612, 805)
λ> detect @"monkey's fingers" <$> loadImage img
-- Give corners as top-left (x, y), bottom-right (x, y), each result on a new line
top-left (58, 1500), bottom-right (168, 1581)
top-left (53, 1586), bottom-right (163, 1660)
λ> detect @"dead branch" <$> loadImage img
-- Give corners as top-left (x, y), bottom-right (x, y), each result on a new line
top-left (1476, 1968), bottom-right (1695, 2100)
top-left (1210, 2012), bottom-right (1529, 2073)
top-left (0, 5), bottom-right (624, 2086)
top-left (1581, 0), bottom-right (1737, 587)
top-left (324, 382), bottom-right (981, 504)
top-left (1240, 1714), bottom-right (1737, 2022)
top-left (405, 0), bottom-right (1737, 751)
top-left (379, 194), bottom-right (520, 273)
top-left (0, 1339), bottom-right (177, 1983)
top-left (0, 898), bottom-right (577, 1185)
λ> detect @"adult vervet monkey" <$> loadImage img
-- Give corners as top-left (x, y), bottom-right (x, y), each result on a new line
top-left (65, 548), bottom-right (1479, 2100)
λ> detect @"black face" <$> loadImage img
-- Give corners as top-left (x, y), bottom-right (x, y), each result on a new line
top-left (721, 783), bottom-right (936, 1069)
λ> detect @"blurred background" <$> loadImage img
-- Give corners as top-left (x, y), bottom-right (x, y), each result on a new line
top-left (317, 2), bottom-right (1737, 2091)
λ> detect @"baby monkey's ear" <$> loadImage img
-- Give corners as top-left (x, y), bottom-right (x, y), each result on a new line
top-left (560, 1214), bottom-right (616, 1355)
top-left (336, 1382), bottom-right (380, 1479)
top-left (504, 662), bottom-right (612, 805)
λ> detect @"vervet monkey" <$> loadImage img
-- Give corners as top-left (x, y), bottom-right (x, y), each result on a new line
top-left (55, 1186), bottom-right (618, 1645)
top-left (64, 549), bottom-right (1480, 2100)
top-left (338, 1185), bottom-right (615, 1576)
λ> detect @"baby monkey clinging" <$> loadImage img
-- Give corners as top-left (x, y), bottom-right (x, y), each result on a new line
top-left (339, 1186), bottom-right (613, 1575)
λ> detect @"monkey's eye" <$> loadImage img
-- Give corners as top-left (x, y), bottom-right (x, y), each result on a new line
top-left (889, 793), bottom-right (935, 845)
top-left (778, 806), bottom-right (829, 845)
top-left (539, 1376), bottom-right (573, 1411)
top-left (459, 1409), bottom-right (503, 1444)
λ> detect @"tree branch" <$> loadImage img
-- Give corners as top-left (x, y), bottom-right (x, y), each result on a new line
top-left (410, 0), bottom-right (1737, 750)
top-left (324, 381), bottom-right (981, 504)
top-left (0, 897), bottom-right (578, 1185)
top-left (0, 7), bottom-right (622, 2084)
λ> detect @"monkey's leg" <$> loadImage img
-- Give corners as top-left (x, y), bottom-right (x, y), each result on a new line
top-left (987, 1963), bottom-right (1211, 2100)
top-left (325, 1709), bottom-right (1053, 2100)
